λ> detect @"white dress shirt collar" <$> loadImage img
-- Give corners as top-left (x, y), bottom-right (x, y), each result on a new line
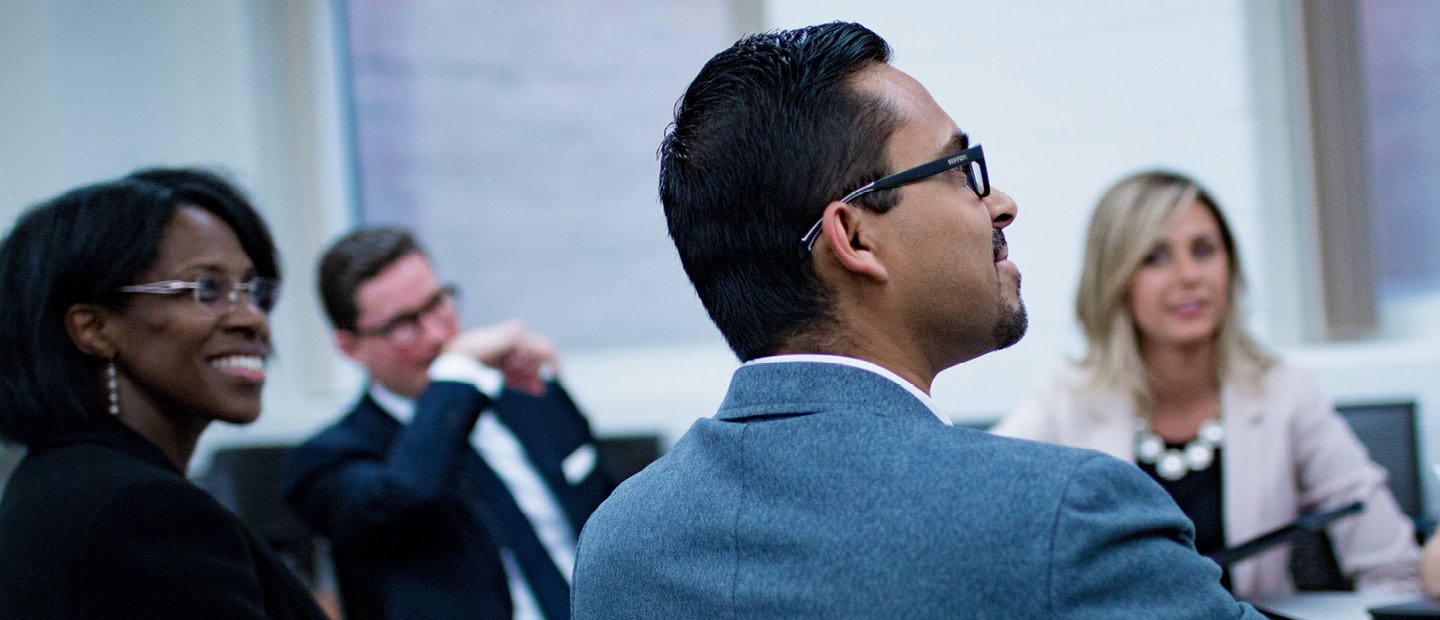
top-left (368, 381), bottom-right (417, 424)
top-left (743, 353), bottom-right (951, 426)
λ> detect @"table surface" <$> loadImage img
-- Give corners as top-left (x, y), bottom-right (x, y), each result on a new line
top-left (1247, 591), bottom-right (1427, 620)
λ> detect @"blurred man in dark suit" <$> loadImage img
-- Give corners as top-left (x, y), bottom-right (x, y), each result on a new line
top-left (286, 227), bottom-right (613, 620)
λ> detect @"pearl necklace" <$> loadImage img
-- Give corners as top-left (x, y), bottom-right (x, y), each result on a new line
top-left (1134, 419), bottom-right (1224, 481)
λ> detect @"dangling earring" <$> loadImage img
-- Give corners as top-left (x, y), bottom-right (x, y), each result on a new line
top-left (107, 358), bottom-right (120, 417)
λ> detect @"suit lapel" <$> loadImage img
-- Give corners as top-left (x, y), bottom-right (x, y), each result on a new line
top-left (1220, 380), bottom-right (1268, 591)
top-left (342, 393), bottom-right (411, 451)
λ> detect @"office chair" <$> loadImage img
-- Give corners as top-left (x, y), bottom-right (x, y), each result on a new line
top-left (1289, 400), bottom-right (1423, 591)
top-left (194, 445), bottom-right (321, 587)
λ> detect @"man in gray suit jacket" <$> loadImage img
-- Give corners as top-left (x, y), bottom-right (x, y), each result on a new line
top-left (571, 22), bottom-right (1263, 618)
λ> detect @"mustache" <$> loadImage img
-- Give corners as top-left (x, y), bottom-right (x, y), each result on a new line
top-left (992, 229), bottom-right (1007, 261)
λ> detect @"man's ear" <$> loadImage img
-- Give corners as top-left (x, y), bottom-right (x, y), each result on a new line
top-left (64, 304), bottom-right (116, 359)
top-left (817, 201), bottom-right (888, 282)
top-left (335, 329), bottom-right (363, 362)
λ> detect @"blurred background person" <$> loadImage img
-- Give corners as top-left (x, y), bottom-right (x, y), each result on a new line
top-left (0, 168), bottom-right (325, 618)
top-left (284, 227), bottom-right (615, 620)
top-left (994, 169), bottom-right (1437, 598)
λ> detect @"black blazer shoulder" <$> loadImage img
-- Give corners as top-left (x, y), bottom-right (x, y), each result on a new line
top-left (0, 418), bottom-right (324, 620)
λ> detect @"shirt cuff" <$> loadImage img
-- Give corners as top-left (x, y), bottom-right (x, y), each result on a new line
top-left (429, 353), bottom-right (503, 399)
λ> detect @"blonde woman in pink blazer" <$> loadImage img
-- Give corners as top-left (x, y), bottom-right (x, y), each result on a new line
top-left (995, 170), bottom-right (1439, 598)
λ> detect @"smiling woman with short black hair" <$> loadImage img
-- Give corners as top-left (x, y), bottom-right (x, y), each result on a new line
top-left (0, 168), bottom-right (324, 619)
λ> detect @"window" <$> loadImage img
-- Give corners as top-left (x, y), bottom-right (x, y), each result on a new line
top-left (341, 0), bottom-right (749, 351)
top-left (1302, 0), bottom-right (1440, 340)
top-left (1359, 1), bottom-right (1440, 328)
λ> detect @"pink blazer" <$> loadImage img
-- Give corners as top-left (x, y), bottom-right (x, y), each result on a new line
top-left (994, 362), bottom-right (1420, 598)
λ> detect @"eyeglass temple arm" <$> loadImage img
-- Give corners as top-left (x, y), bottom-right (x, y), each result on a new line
top-left (874, 154), bottom-right (971, 192)
top-left (804, 174), bottom-right (893, 249)
top-left (800, 219), bottom-right (825, 251)
top-left (802, 181), bottom-right (875, 250)
top-left (117, 281), bottom-right (195, 294)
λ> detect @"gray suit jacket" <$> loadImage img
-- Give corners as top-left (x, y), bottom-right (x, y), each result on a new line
top-left (572, 361), bottom-right (1263, 618)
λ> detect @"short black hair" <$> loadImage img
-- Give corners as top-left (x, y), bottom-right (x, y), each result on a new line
top-left (316, 227), bottom-right (424, 331)
top-left (0, 167), bottom-right (279, 444)
top-left (659, 22), bottom-right (900, 361)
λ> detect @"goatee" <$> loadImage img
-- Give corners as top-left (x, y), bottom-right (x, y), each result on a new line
top-left (991, 274), bottom-right (1027, 350)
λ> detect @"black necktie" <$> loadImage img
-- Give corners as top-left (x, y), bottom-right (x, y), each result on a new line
top-left (464, 450), bottom-right (571, 620)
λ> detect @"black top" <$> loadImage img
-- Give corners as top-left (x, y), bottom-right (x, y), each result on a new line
top-left (0, 416), bottom-right (325, 619)
top-left (1140, 443), bottom-right (1232, 591)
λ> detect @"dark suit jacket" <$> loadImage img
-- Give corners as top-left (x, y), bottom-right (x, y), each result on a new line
top-left (0, 417), bottom-right (325, 620)
top-left (283, 379), bottom-right (613, 620)
top-left (573, 361), bottom-right (1265, 619)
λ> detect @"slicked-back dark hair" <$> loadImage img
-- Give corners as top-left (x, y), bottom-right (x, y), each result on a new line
top-left (660, 22), bottom-right (901, 361)
top-left (316, 227), bottom-right (424, 331)
top-left (0, 167), bottom-right (279, 444)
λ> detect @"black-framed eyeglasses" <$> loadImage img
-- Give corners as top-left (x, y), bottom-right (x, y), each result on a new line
top-left (119, 275), bottom-right (280, 314)
top-left (353, 283), bottom-right (459, 347)
top-left (800, 144), bottom-right (990, 252)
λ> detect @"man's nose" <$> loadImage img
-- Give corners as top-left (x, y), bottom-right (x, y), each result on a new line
top-left (986, 188), bottom-right (1017, 228)
top-left (418, 308), bottom-right (453, 343)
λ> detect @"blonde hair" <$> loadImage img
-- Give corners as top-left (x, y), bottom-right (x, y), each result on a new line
top-left (1074, 170), bottom-right (1274, 411)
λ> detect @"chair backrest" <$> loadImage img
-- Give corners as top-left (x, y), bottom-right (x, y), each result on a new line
top-left (1290, 400), bottom-right (1423, 591)
top-left (1335, 401), bottom-right (1423, 519)
top-left (194, 444), bottom-right (318, 585)
top-left (196, 445), bottom-right (305, 538)
top-left (596, 434), bottom-right (663, 482)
